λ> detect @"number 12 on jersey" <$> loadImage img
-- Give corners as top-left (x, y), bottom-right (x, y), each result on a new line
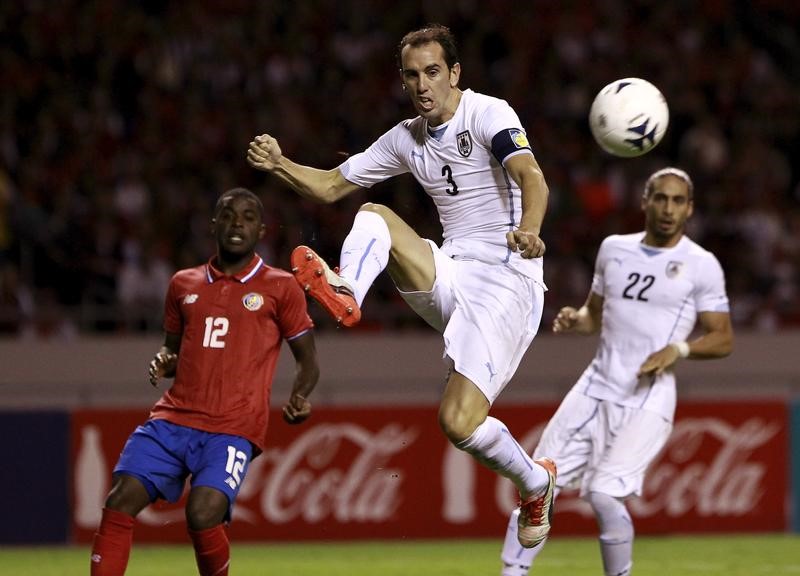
top-left (203, 317), bottom-right (229, 348)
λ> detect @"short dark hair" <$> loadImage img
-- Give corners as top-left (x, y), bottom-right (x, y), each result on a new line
top-left (397, 24), bottom-right (459, 70)
top-left (643, 167), bottom-right (694, 199)
top-left (214, 187), bottom-right (264, 218)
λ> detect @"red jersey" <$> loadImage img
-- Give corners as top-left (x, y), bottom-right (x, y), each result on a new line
top-left (150, 254), bottom-right (313, 452)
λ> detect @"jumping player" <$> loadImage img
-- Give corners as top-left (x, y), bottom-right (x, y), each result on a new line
top-left (247, 24), bottom-right (555, 548)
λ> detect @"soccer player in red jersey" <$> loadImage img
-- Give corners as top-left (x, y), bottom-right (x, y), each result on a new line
top-left (89, 188), bottom-right (320, 576)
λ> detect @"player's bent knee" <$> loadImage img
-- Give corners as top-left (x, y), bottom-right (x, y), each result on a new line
top-left (358, 202), bottom-right (405, 228)
top-left (358, 202), bottom-right (392, 221)
top-left (186, 487), bottom-right (229, 531)
top-left (186, 511), bottom-right (226, 532)
top-left (104, 474), bottom-right (151, 516)
top-left (438, 406), bottom-right (479, 444)
top-left (357, 202), bottom-right (402, 237)
top-left (585, 491), bottom-right (633, 544)
top-left (358, 202), bottom-right (388, 214)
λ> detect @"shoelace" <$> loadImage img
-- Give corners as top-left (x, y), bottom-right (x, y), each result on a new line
top-left (331, 266), bottom-right (355, 298)
top-left (520, 498), bottom-right (545, 521)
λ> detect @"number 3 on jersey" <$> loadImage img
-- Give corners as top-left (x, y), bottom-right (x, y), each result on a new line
top-left (442, 164), bottom-right (459, 195)
top-left (203, 317), bottom-right (229, 348)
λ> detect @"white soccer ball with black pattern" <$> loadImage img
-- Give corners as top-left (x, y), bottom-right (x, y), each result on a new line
top-left (589, 77), bottom-right (669, 158)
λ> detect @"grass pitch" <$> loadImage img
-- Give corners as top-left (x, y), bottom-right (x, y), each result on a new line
top-left (1, 534), bottom-right (798, 575)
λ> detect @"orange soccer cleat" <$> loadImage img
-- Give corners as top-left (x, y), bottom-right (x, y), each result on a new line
top-left (290, 245), bottom-right (361, 327)
top-left (517, 457), bottom-right (557, 548)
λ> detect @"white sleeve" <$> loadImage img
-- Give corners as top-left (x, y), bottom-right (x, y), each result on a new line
top-left (338, 123), bottom-right (409, 188)
top-left (694, 253), bottom-right (730, 313)
top-left (473, 98), bottom-right (534, 163)
top-left (474, 98), bottom-right (523, 144)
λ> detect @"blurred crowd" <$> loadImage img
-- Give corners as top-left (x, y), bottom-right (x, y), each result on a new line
top-left (1, 1), bottom-right (799, 338)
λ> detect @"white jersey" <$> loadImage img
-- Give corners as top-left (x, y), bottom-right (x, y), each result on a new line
top-left (577, 232), bottom-right (730, 420)
top-left (339, 89), bottom-right (543, 284)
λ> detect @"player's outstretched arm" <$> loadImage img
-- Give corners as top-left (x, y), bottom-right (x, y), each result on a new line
top-left (246, 133), bottom-right (362, 204)
top-left (553, 292), bottom-right (603, 335)
top-left (282, 332), bottom-right (320, 424)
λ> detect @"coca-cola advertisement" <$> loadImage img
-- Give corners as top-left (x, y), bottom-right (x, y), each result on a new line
top-left (70, 401), bottom-right (788, 543)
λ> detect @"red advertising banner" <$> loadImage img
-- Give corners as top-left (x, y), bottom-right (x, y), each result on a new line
top-left (71, 401), bottom-right (787, 543)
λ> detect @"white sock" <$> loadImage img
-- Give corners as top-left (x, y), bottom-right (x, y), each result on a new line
top-left (500, 489), bottom-right (561, 575)
top-left (500, 509), bottom-right (539, 576)
top-left (586, 491), bottom-right (634, 576)
top-left (337, 210), bottom-right (391, 306)
top-left (456, 417), bottom-right (548, 498)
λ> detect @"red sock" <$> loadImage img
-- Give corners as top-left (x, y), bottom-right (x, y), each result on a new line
top-left (189, 524), bottom-right (230, 576)
top-left (90, 508), bottom-right (135, 575)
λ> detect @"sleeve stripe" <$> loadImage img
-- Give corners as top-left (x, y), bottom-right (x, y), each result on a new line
top-left (286, 327), bottom-right (313, 341)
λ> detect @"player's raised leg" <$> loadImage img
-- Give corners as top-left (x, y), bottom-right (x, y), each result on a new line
top-left (291, 203), bottom-right (433, 326)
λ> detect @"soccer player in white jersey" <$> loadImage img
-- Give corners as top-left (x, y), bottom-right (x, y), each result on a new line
top-left (499, 167), bottom-right (734, 576)
top-left (247, 24), bottom-right (556, 547)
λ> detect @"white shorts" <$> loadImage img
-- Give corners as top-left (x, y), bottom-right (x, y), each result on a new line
top-left (534, 388), bottom-right (672, 498)
top-left (399, 240), bottom-right (544, 404)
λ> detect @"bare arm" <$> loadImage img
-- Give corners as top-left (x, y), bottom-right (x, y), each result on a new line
top-left (281, 331), bottom-right (320, 425)
top-left (638, 311), bottom-right (734, 376)
top-left (683, 311), bottom-right (734, 359)
top-left (246, 134), bottom-right (362, 204)
top-left (148, 331), bottom-right (181, 387)
top-left (504, 153), bottom-right (549, 259)
top-left (552, 291), bottom-right (604, 335)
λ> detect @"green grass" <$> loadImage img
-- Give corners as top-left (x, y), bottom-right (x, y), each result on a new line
top-left (1, 535), bottom-right (799, 575)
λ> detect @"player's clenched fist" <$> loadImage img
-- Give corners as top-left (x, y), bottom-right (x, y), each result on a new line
top-left (552, 306), bottom-right (579, 333)
top-left (148, 351), bottom-right (178, 387)
top-left (506, 229), bottom-right (546, 259)
top-left (247, 134), bottom-right (282, 171)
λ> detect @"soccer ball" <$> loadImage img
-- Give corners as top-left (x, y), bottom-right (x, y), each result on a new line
top-left (589, 77), bottom-right (669, 158)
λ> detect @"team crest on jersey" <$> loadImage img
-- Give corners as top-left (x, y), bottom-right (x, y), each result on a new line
top-left (509, 129), bottom-right (530, 149)
top-left (666, 261), bottom-right (683, 278)
top-left (456, 130), bottom-right (473, 157)
top-left (242, 292), bottom-right (264, 311)
top-left (184, 294), bottom-right (199, 304)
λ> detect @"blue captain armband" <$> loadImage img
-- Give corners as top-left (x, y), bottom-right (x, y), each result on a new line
top-left (491, 128), bottom-right (533, 164)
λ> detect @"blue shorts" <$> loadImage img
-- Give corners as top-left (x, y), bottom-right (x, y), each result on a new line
top-left (114, 419), bottom-right (253, 521)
